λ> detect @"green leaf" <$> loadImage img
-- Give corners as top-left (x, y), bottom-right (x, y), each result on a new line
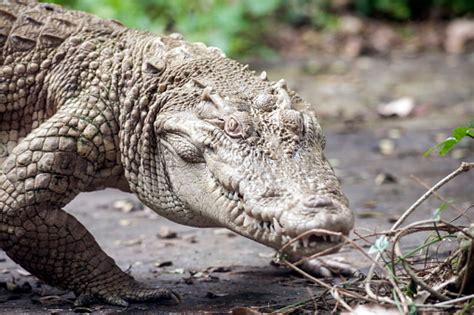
top-left (452, 127), bottom-right (469, 141)
top-left (433, 203), bottom-right (449, 221)
top-left (424, 121), bottom-right (474, 157)
top-left (368, 235), bottom-right (389, 254)
top-left (438, 137), bottom-right (458, 156)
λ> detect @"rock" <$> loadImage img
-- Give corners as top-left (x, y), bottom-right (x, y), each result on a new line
top-left (370, 25), bottom-right (398, 53)
top-left (182, 234), bottom-right (198, 243)
top-left (154, 261), bottom-right (173, 268)
top-left (378, 139), bottom-right (395, 155)
top-left (374, 172), bottom-right (397, 185)
top-left (118, 219), bottom-right (132, 226)
top-left (213, 228), bottom-right (236, 237)
top-left (343, 36), bottom-right (364, 58)
top-left (377, 97), bottom-right (415, 118)
top-left (112, 199), bottom-right (144, 213)
top-left (170, 268), bottom-right (185, 274)
top-left (445, 19), bottom-right (474, 54)
top-left (387, 128), bottom-right (402, 140)
top-left (158, 226), bottom-right (178, 239)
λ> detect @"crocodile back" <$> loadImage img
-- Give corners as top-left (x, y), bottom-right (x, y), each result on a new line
top-left (0, 0), bottom-right (125, 166)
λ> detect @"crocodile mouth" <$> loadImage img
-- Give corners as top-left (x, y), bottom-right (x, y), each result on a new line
top-left (210, 172), bottom-right (345, 255)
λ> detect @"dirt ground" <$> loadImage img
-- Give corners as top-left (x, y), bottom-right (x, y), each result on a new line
top-left (0, 52), bottom-right (473, 314)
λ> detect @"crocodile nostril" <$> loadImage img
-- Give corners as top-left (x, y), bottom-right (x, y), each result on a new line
top-left (303, 195), bottom-right (334, 208)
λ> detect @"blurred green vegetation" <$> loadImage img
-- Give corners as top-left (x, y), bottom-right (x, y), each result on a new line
top-left (43, 0), bottom-right (474, 57)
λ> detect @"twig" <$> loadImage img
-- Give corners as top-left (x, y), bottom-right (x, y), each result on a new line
top-left (393, 162), bottom-right (472, 230)
top-left (365, 162), bottom-right (473, 311)
top-left (394, 241), bottom-right (450, 301)
top-left (410, 174), bottom-right (467, 219)
top-left (434, 294), bottom-right (474, 306)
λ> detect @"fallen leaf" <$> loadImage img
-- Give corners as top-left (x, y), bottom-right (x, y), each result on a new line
top-left (377, 97), bottom-right (415, 118)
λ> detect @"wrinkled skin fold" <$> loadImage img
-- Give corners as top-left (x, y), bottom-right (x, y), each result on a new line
top-left (140, 59), bottom-right (355, 263)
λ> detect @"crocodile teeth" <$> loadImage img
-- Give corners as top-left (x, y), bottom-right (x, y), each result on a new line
top-left (330, 235), bottom-right (341, 242)
top-left (230, 206), bottom-right (240, 219)
top-left (273, 218), bottom-right (283, 234)
top-left (235, 214), bottom-right (244, 226)
top-left (231, 180), bottom-right (239, 192)
top-left (302, 237), bottom-right (309, 248)
top-left (243, 215), bottom-right (252, 228)
top-left (291, 242), bottom-right (300, 251)
top-left (232, 192), bottom-right (239, 201)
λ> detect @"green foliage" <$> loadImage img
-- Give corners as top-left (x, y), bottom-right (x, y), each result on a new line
top-left (368, 235), bottom-right (389, 254)
top-left (43, 0), bottom-right (280, 57)
top-left (433, 202), bottom-right (449, 221)
top-left (353, 0), bottom-right (474, 20)
top-left (42, 0), bottom-right (474, 56)
top-left (354, 0), bottom-right (411, 20)
top-left (424, 121), bottom-right (474, 157)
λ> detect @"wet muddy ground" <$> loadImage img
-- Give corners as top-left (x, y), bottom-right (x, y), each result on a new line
top-left (0, 53), bottom-right (473, 313)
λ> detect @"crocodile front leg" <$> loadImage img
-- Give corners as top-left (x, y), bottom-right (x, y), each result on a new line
top-left (0, 108), bottom-right (179, 306)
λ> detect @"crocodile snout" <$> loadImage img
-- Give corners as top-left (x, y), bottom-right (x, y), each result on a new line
top-left (303, 195), bottom-right (334, 209)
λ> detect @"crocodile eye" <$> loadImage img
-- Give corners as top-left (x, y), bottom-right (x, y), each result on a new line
top-left (224, 117), bottom-right (242, 138)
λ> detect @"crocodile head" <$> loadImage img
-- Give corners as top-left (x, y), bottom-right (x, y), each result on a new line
top-left (148, 58), bottom-right (354, 261)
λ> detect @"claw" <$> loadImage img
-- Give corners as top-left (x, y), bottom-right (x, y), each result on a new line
top-left (74, 280), bottom-right (181, 306)
top-left (298, 257), bottom-right (359, 278)
top-left (74, 293), bottom-right (95, 307)
top-left (104, 295), bottom-right (129, 307)
top-left (169, 290), bottom-right (181, 304)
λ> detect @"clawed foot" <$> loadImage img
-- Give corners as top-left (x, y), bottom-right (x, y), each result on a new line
top-left (75, 279), bottom-right (180, 307)
top-left (299, 256), bottom-right (359, 278)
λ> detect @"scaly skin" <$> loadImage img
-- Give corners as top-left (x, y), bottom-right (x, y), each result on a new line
top-left (0, 0), bottom-right (355, 307)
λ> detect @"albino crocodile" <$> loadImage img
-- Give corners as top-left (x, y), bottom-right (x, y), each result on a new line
top-left (0, 0), bottom-right (355, 307)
